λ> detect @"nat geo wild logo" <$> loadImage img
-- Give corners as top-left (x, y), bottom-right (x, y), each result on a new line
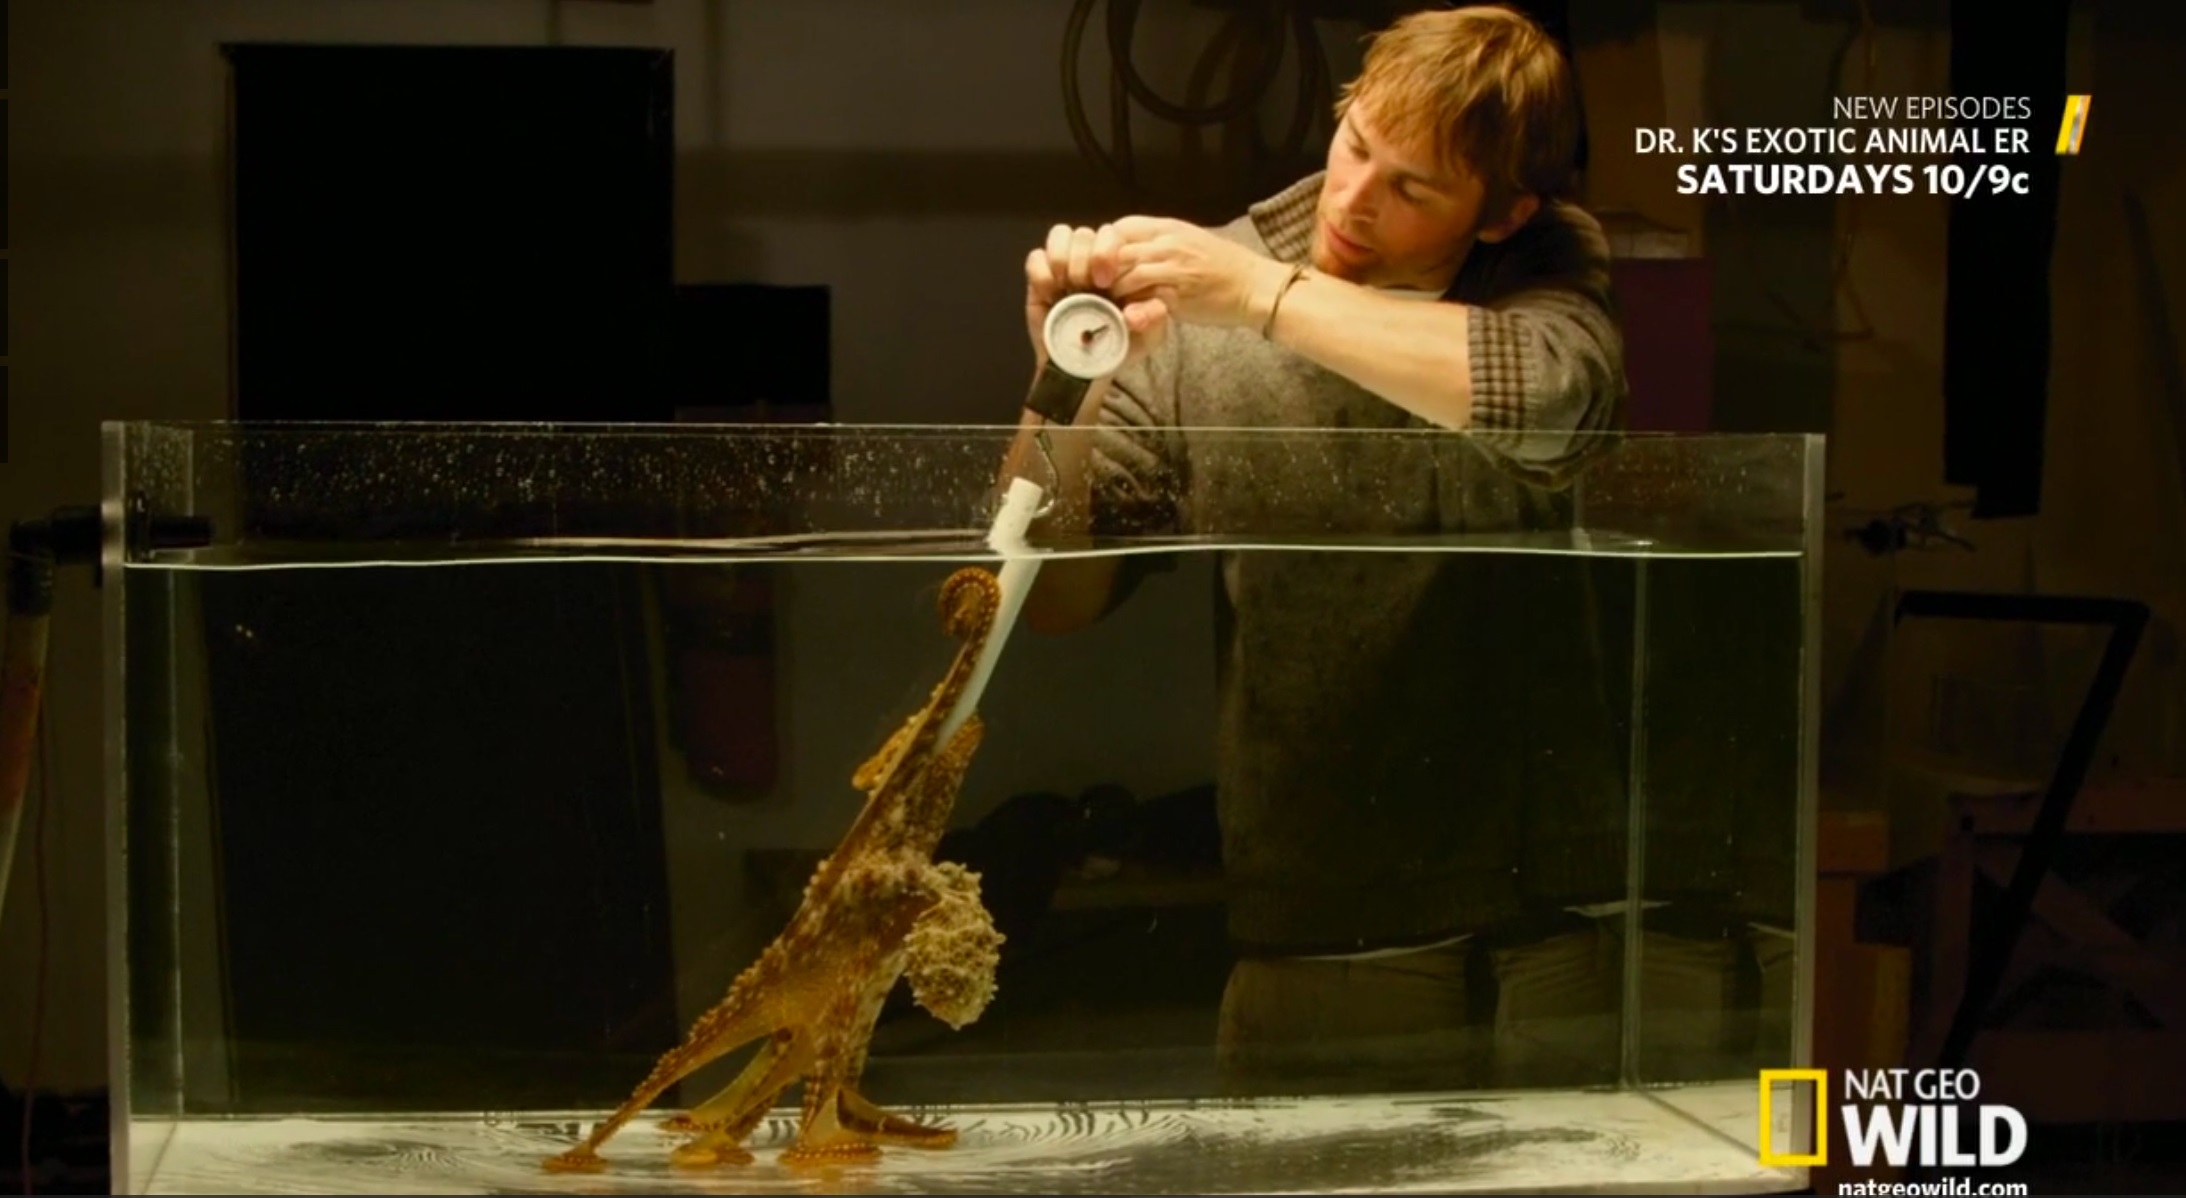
top-left (1760, 1068), bottom-right (2028, 1170)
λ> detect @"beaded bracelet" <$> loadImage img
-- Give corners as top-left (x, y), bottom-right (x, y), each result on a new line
top-left (1260, 262), bottom-right (1310, 339)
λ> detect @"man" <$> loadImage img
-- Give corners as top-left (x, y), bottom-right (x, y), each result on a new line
top-left (1001, 4), bottom-right (1632, 1090)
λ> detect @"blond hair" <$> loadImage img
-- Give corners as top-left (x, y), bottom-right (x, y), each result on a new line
top-left (1335, 4), bottom-right (1581, 223)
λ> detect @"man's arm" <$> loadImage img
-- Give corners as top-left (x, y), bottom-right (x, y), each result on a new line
top-left (1111, 209), bottom-right (1627, 480)
top-left (999, 324), bottom-right (1189, 635)
top-left (1259, 267), bottom-right (1626, 480)
top-left (1003, 221), bottom-right (1185, 635)
top-left (1256, 275), bottom-right (1477, 427)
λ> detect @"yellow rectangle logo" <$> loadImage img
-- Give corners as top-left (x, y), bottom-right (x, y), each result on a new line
top-left (2056, 94), bottom-right (2091, 154)
top-left (1758, 1069), bottom-right (1828, 1167)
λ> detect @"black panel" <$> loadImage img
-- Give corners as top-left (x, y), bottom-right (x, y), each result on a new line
top-left (225, 43), bottom-right (675, 423)
top-left (197, 565), bottom-right (678, 1111)
top-left (205, 44), bottom-right (682, 1111)
top-left (1940, 4), bottom-right (2068, 519)
top-left (670, 283), bottom-right (832, 413)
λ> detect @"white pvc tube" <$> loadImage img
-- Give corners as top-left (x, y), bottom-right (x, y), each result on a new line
top-left (935, 475), bottom-right (1045, 745)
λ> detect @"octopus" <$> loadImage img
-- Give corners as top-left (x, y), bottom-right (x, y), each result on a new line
top-left (545, 566), bottom-right (1008, 1173)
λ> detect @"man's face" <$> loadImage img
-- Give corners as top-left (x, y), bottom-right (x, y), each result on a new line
top-left (1311, 101), bottom-right (1511, 291)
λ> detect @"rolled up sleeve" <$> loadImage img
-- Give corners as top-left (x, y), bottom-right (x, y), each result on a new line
top-left (1461, 206), bottom-right (1630, 487)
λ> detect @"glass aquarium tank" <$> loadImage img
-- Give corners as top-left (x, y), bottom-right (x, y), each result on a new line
top-left (103, 420), bottom-right (1824, 1195)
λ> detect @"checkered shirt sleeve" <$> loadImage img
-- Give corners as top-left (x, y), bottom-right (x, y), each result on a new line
top-left (1460, 206), bottom-right (1628, 486)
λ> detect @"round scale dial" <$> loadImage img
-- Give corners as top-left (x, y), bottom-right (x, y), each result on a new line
top-left (1043, 292), bottom-right (1130, 381)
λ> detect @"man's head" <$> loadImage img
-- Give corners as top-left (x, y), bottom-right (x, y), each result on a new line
top-left (1311, 4), bottom-right (1582, 290)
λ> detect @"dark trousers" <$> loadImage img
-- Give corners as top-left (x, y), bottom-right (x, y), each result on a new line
top-left (1215, 922), bottom-right (1763, 1094)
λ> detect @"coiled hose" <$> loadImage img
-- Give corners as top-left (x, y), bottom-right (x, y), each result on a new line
top-left (1062, 0), bottom-right (1337, 216)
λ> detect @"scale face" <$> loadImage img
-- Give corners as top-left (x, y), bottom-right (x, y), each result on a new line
top-left (1042, 292), bottom-right (1130, 381)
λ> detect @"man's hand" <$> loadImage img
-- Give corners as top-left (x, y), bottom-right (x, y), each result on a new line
top-left (1107, 216), bottom-right (1295, 331)
top-left (1025, 224), bottom-right (1171, 374)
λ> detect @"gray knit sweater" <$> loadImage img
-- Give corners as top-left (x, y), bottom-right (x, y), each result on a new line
top-left (1089, 172), bottom-right (1634, 957)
